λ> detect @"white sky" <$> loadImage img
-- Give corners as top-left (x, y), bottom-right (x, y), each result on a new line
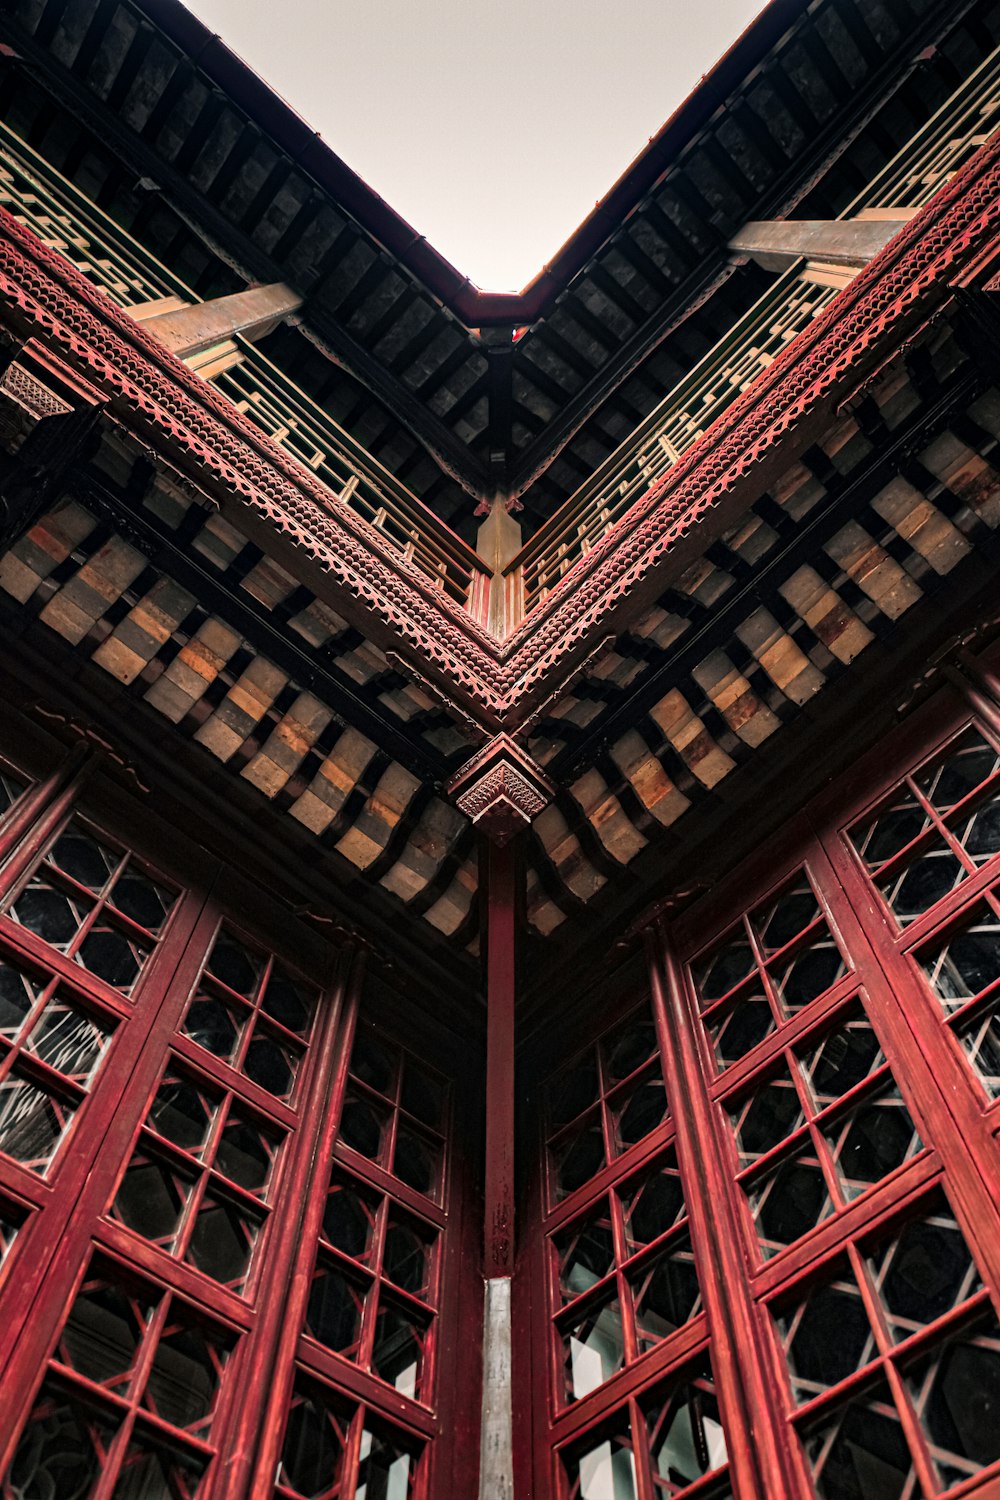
top-left (181, 0), bottom-right (768, 292)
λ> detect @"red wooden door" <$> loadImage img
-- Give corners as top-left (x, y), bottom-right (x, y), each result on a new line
top-left (523, 652), bottom-right (1000, 1500)
top-left (0, 710), bottom-right (478, 1500)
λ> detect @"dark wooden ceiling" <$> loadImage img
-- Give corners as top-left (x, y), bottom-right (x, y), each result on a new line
top-left (1, 0), bottom-right (997, 543)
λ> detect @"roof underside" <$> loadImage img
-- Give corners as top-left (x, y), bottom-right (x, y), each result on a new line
top-left (2, 0), bottom-right (997, 541)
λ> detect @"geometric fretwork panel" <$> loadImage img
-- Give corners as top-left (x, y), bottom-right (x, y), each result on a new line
top-left (775, 1193), bottom-right (1000, 1498)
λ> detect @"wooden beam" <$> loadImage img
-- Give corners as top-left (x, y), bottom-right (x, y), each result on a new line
top-left (729, 216), bottom-right (908, 272)
top-left (136, 282), bottom-right (301, 358)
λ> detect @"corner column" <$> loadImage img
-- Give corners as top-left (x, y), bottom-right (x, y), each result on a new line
top-left (448, 733), bottom-right (553, 1500)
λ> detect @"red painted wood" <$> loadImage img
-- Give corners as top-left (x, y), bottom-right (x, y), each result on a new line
top-left (484, 836), bottom-right (517, 1276)
top-left (647, 922), bottom-right (804, 1500)
top-left (242, 946), bottom-right (363, 1500)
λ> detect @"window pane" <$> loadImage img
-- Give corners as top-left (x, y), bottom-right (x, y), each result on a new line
top-left (643, 1362), bottom-right (728, 1493)
top-left (777, 1269), bottom-right (876, 1404)
top-left (629, 1235), bottom-right (702, 1353)
top-left (823, 1086), bottom-right (922, 1201)
top-left (621, 1154), bottom-right (687, 1255)
top-left (0, 1071), bottom-right (75, 1173)
top-left (566, 1418), bottom-right (638, 1500)
top-left (354, 1425), bottom-right (417, 1500)
top-left (804, 1381), bottom-right (914, 1500)
top-left (371, 1302), bottom-right (425, 1400)
top-left (278, 1386), bottom-right (349, 1499)
top-left (905, 1312), bottom-right (1000, 1490)
top-left (747, 1146), bottom-right (833, 1259)
top-left (753, 877), bottom-right (821, 955)
top-left (869, 1203), bottom-right (982, 1344)
top-left (5, 1384), bottom-right (115, 1496)
top-left (564, 1289), bottom-right (626, 1399)
top-left (555, 1203), bottom-right (616, 1303)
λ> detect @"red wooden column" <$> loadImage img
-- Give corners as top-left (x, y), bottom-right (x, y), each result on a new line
top-left (485, 836), bottom-right (517, 1276)
top-left (645, 919), bottom-right (803, 1500)
top-left (447, 731), bottom-right (551, 1500)
top-left (478, 833), bottom-right (521, 1500)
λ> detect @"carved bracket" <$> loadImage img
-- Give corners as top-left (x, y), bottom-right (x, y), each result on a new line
top-left (447, 733), bottom-right (553, 846)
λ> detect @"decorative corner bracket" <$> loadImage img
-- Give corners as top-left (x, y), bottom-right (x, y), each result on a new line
top-left (447, 733), bottom-right (553, 846)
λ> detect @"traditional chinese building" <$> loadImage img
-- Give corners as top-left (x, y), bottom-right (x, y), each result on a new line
top-left (2, 0), bottom-right (1000, 1496)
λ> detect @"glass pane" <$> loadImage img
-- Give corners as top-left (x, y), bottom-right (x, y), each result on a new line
top-left (957, 1005), bottom-right (1000, 1098)
top-left (60, 1274), bottom-right (149, 1389)
top-left (323, 1178), bottom-right (379, 1262)
top-left (555, 1202), bottom-right (616, 1303)
top-left (243, 1033), bottom-right (296, 1099)
top-left (869, 1204), bottom-right (982, 1344)
top-left (371, 1302), bottom-right (424, 1400)
top-left (145, 1318), bottom-right (228, 1433)
top-left (350, 1032), bottom-right (396, 1095)
top-left (747, 1146), bottom-right (833, 1259)
top-left (643, 1363), bottom-right (728, 1492)
top-left (801, 1010), bottom-right (885, 1113)
top-left (621, 1155), bottom-right (687, 1255)
top-left (553, 1112), bottom-right (607, 1200)
top-left (878, 841), bottom-right (964, 927)
top-left (777, 1269), bottom-right (876, 1404)
top-left (0, 1071), bottom-right (74, 1173)
top-left (772, 927), bottom-right (846, 1013)
top-left (906, 1312), bottom-right (1000, 1490)
top-left (727, 1069), bottom-right (803, 1166)
top-left (50, 824), bottom-right (118, 891)
top-left (629, 1235), bottom-right (702, 1352)
top-left (148, 1073), bottom-right (216, 1155)
top-left (185, 1193), bottom-right (259, 1292)
top-left (27, 995), bottom-right (114, 1087)
top-left (602, 1018), bottom-right (658, 1083)
top-left (567, 1419), bottom-right (638, 1500)
top-left (77, 919), bottom-right (149, 992)
top-left (9, 875), bottom-right (89, 951)
top-left (279, 1387), bottom-right (349, 1498)
top-left (915, 729), bottom-right (1000, 812)
top-left (400, 1063), bottom-right (444, 1127)
top-left (851, 790), bottom-right (930, 870)
top-left (182, 992), bottom-right (243, 1061)
top-left (383, 1215), bottom-right (435, 1298)
top-left (339, 1092), bottom-right (389, 1163)
top-left (956, 791), bottom-right (1000, 866)
top-left (112, 1439), bottom-right (206, 1498)
top-left (215, 1115), bottom-right (280, 1196)
top-left (114, 1150), bottom-right (192, 1251)
top-left (354, 1426), bottom-right (417, 1500)
top-left (921, 907), bottom-right (1000, 1009)
top-left (306, 1260), bottom-right (365, 1359)
top-left (549, 1051), bottom-right (600, 1130)
top-left (753, 876), bottom-right (820, 955)
top-left (108, 867), bottom-right (174, 934)
top-left (0, 957), bottom-right (42, 1041)
top-left (564, 1289), bottom-right (625, 1399)
top-left (609, 1069), bottom-right (668, 1155)
top-left (692, 931), bottom-right (756, 1005)
top-left (206, 930), bottom-right (262, 997)
top-left (393, 1125), bottom-right (441, 1198)
top-left (5, 1384), bottom-right (115, 1497)
top-left (824, 1086), bottom-right (922, 1201)
top-left (260, 963), bottom-right (314, 1035)
top-left (708, 991), bottom-right (775, 1069)
top-left (805, 1381), bottom-right (914, 1500)
top-left (0, 768), bottom-right (26, 819)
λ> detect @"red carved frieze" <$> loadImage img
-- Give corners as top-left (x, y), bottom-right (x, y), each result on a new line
top-left (447, 734), bottom-right (553, 845)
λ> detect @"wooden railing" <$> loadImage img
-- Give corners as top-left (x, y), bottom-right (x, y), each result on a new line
top-left (507, 45), bottom-right (1000, 617)
top-left (0, 124), bottom-right (489, 615)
